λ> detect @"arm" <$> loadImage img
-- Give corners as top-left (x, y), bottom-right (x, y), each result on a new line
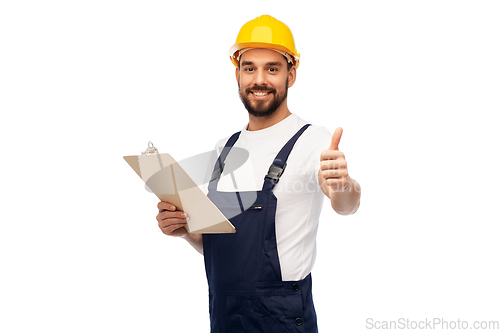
top-left (156, 201), bottom-right (204, 254)
top-left (318, 172), bottom-right (361, 215)
top-left (182, 233), bottom-right (203, 255)
top-left (318, 127), bottom-right (361, 215)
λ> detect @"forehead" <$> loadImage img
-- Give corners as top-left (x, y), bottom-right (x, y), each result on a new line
top-left (239, 48), bottom-right (287, 66)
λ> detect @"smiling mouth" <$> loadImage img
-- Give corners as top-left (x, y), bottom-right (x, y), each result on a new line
top-left (250, 91), bottom-right (272, 99)
top-left (252, 91), bottom-right (269, 96)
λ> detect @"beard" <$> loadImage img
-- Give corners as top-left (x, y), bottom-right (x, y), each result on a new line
top-left (238, 80), bottom-right (288, 118)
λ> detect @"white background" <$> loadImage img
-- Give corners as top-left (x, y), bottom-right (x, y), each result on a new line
top-left (1, 0), bottom-right (499, 332)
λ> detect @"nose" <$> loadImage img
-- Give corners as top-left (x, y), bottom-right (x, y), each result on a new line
top-left (254, 69), bottom-right (267, 86)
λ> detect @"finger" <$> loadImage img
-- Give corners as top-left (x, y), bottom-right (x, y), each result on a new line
top-left (161, 224), bottom-right (188, 237)
top-left (158, 219), bottom-right (188, 235)
top-left (159, 217), bottom-right (188, 227)
top-left (320, 159), bottom-right (347, 171)
top-left (320, 150), bottom-right (345, 162)
top-left (329, 127), bottom-right (343, 151)
top-left (170, 226), bottom-right (188, 237)
top-left (157, 211), bottom-right (188, 222)
top-left (158, 201), bottom-right (176, 212)
top-left (321, 169), bottom-right (348, 179)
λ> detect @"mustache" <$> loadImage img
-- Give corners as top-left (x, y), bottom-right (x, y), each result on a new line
top-left (245, 86), bottom-right (276, 94)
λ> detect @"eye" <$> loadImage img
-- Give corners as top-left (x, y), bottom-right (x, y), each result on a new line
top-left (244, 67), bottom-right (255, 72)
top-left (268, 68), bottom-right (278, 72)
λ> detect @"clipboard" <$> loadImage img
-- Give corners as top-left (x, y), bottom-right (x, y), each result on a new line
top-left (124, 142), bottom-right (235, 234)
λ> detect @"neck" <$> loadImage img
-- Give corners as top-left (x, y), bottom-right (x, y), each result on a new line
top-left (247, 100), bottom-right (292, 131)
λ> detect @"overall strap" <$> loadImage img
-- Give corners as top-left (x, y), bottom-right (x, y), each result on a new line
top-left (208, 131), bottom-right (241, 192)
top-left (262, 124), bottom-right (311, 192)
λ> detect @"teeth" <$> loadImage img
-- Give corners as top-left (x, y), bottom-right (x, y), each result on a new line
top-left (253, 92), bottom-right (269, 96)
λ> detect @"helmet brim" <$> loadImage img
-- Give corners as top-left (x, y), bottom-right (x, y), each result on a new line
top-left (229, 42), bottom-right (300, 68)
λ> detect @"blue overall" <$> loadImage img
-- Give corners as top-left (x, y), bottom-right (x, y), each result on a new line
top-left (203, 124), bottom-right (318, 333)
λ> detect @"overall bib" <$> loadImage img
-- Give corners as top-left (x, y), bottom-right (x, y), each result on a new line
top-left (203, 124), bottom-right (318, 333)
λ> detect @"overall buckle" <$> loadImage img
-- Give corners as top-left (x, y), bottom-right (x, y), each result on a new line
top-left (210, 163), bottom-right (225, 182)
top-left (265, 163), bottom-right (286, 183)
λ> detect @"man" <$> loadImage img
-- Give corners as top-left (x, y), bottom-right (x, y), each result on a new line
top-left (157, 15), bottom-right (361, 332)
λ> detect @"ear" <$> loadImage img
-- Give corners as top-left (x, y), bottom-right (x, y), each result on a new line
top-left (287, 66), bottom-right (297, 88)
top-left (235, 67), bottom-right (240, 86)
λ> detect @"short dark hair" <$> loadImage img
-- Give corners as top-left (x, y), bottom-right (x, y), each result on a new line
top-left (285, 56), bottom-right (293, 71)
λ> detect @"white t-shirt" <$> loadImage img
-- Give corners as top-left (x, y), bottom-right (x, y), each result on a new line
top-left (212, 113), bottom-right (332, 281)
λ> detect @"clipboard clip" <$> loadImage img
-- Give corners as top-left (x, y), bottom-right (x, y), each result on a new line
top-left (141, 141), bottom-right (159, 155)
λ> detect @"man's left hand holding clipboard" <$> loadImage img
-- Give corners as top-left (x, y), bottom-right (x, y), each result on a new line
top-left (123, 142), bottom-right (236, 251)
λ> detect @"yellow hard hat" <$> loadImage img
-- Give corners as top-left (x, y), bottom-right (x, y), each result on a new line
top-left (229, 15), bottom-right (300, 69)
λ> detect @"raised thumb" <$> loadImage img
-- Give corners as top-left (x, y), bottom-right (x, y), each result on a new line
top-left (329, 127), bottom-right (343, 150)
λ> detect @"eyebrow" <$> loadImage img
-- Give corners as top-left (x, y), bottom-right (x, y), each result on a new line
top-left (266, 62), bottom-right (283, 67)
top-left (240, 61), bottom-right (283, 67)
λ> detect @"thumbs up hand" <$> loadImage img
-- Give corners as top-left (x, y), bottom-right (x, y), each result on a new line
top-left (320, 127), bottom-right (350, 192)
